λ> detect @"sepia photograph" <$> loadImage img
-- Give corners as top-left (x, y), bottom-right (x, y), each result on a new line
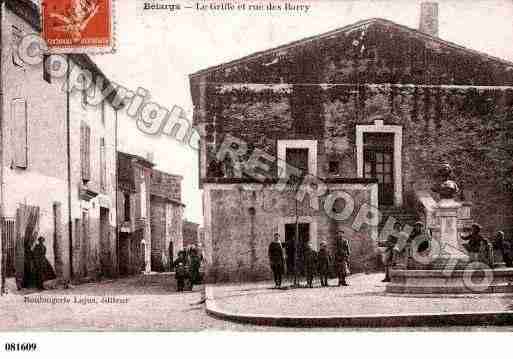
top-left (1, 0), bottom-right (513, 351)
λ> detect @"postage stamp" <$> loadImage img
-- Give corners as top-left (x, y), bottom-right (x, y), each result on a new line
top-left (42, 0), bottom-right (114, 53)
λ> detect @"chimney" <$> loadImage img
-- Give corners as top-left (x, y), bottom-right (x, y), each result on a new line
top-left (419, 2), bottom-right (439, 37)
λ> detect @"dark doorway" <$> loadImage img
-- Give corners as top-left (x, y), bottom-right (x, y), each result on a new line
top-left (284, 222), bottom-right (310, 276)
top-left (99, 208), bottom-right (111, 277)
top-left (363, 133), bottom-right (394, 206)
top-left (118, 233), bottom-right (130, 276)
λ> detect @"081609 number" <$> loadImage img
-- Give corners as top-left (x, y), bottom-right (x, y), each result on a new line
top-left (5, 343), bottom-right (37, 351)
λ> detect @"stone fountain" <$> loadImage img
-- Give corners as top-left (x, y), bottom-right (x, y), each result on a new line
top-left (387, 163), bottom-right (513, 294)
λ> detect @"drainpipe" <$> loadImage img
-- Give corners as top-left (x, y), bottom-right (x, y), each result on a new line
top-left (66, 56), bottom-right (73, 281)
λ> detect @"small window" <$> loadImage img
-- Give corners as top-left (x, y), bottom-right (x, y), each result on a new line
top-left (80, 122), bottom-right (91, 183)
top-left (101, 100), bottom-right (106, 124)
top-left (124, 193), bottom-right (131, 222)
top-left (329, 161), bottom-right (339, 175)
top-left (43, 55), bottom-right (51, 83)
top-left (11, 26), bottom-right (24, 68)
top-left (100, 138), bottom-right (106, 191)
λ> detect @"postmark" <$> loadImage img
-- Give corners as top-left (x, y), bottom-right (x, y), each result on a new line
top-left (42, 0), bottom-right (114, 53)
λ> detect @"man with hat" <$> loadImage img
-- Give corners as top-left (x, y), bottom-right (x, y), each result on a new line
top-left (334, 229), bottom-right (351, 286)
top-left (268, 233), bottom-right (285, 288)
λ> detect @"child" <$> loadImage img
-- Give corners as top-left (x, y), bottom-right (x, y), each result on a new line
top-left (175, 263), bottom-right (189, 292)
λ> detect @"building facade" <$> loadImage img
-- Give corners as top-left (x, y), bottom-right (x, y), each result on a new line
top-left (190, 5), bottom-right (513, 281)
top-left (1, 0), bottom-right (119, 291)
top-left (117, 152), bottom-right (153, 275)
top-left (150, 169), bottom-right (184, 272)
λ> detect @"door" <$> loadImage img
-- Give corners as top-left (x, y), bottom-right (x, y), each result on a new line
top-left (284, 223), bottom-right (310, 276)
top-left (363, 132), bottom-right (395, 206)
top-left (364, 149), bottom-right (394, 205)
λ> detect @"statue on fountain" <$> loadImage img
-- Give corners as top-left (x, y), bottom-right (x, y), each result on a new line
top-left (431, 163), bottom-right (459, 200)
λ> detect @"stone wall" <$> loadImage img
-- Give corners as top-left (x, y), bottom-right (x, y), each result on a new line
top-left (204, 183), bottom-right (378, 282)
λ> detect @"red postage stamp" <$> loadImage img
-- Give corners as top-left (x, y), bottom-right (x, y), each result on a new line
top-left (42, 0), bottom-right (114, 53)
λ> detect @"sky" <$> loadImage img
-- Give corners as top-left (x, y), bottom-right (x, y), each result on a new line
top-left (90, 0), bottom-right (513, 225)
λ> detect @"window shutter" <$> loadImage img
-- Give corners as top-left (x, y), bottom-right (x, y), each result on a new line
top-left (81, 123), bottom-right (91, 182)
top-left (100, 137), bottom-right (106, 190)
top-left (12, 99), bottom-right (28, 168)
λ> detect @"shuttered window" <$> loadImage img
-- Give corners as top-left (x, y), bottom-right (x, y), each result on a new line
top-left (100, 137), bottom-right (106, 190)
top-left (12, 99), bottom-right (28, 168)
top-left (81, 122), bottom-right (91, 182)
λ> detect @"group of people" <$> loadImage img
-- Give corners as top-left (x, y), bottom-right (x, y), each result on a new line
top-left (459, 223), bottom-right (513, 267)
top-left (268, 229), bottom-right (351, 288)
top-left (380, 221), bottom-right (513, 283)
top-left (173, 244), bottom-right (203, 292)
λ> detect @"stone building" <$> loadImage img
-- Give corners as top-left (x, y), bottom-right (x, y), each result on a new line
top-left (183, 220), bottom-right (200, 249)
top-left (0, 0), bottom-right (119, 291)
top-left (150, 169), bottom-right (184, 272)
top-left (117, 152), bottom-right (153, 275)
top-left (189, 3), bottom-right (513, 281)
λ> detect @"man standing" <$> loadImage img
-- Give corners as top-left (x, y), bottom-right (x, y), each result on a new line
top-left (334, 229), bottom-right (351, 286)
top-left (32, 237), bottom-right (47, 290)
top-left (461, 223), bottom-right (485, 262)
top-left (303, 242), bottom-right (316, 288)
top-left (268, 233), bottom-right (285, 288)
top-left (318, 241), bottom-right (330, 287)
top-left (168, 241), bottom-right (174, 271)
top-left (380, 222), bottom-right (402, 282)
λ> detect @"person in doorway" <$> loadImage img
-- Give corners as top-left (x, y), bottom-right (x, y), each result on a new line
top-left (380, 222), bottom-right (402, 282)
top-left (304, 242), bottom-right (317, 288)
top-left (268, 233), bottom-right (285, 288)
top-left (334, 229), bottom-right (351, 286)
top-left (318, 241), bottom-right (330, 287)
top-left (461, 223), bottom-right (486, 262)
top-left (32, 237), bottom-right (47, 290)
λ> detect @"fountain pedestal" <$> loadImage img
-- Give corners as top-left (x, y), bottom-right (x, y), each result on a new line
top-left (386, 164), bottom-right (513, 294)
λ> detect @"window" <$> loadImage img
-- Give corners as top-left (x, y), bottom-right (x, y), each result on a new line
top-left (124, 193), bottom-right (131, 222)
top-left (43, 55), bottom-right (51, 83)
top-left (80, 122), bottom-right (91, 183)
top-left (11, 26), bottom-right (24, 68)
top-left (100, 138), bottom-right (106, 191)
top-left (101, 101), bottom-right (106, 125)
top-left (140, 181), bottom-right (147, 219)
top-left (329, 161), bottom-right (339, 175)
top-left (286, 148), bottom-right (308, 184)
top-left (277, 140), bottom-right (318, 180)
top-left (12, 99), bottom-right (28, 168)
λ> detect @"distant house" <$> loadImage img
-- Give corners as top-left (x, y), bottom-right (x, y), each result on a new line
top-left (117, 152), bottom-right (153, 275)
top-left (189, 3), bottom-right (513, 281)
top-left (183, 221), bottom-right (200, 249)
top-left (150, 169), bottom-right (184, 272)
top-left (0, 0), bottom-right (120, 290)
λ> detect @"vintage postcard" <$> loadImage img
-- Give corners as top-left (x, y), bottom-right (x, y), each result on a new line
top-left (1, 0), bottom-right (513, 352)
